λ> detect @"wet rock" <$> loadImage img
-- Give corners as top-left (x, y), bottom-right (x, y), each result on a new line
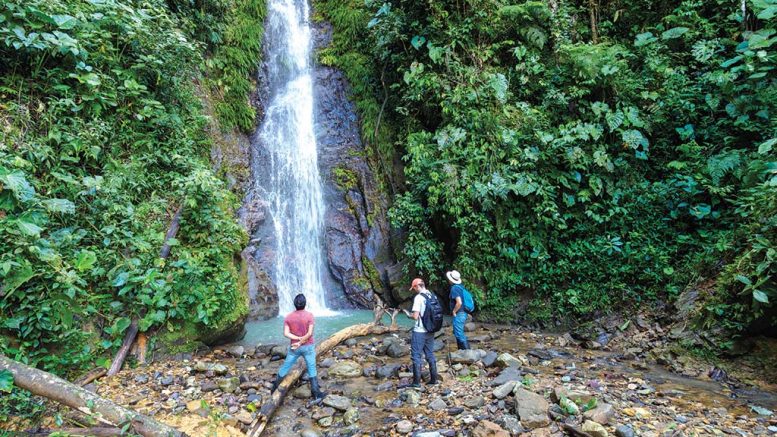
top-left (491, 367), bottom-right (522, 386)
top-left (344, 407), bottom-right (359, 425)
top-left (448, 407), bottom-right (464, 415)
top-left (318, 416), bottom-right (333, 427)
top-left (483, 351), bottom-right (499, 367)
top-left (247, 393), bottom-right (262, 404)
top-left (400, 389), bottom-right (421, 406)
top-left (513, 387), bottom-right (550, 429)
top-left (464, 395), bottom-right (486, 409)
top-left (396, 419), bottom-right (414, 434)
top-left (159, 376), bottom-right (174, 386)
top-left (583, 403), bottom-right (614, 424)
top-left (496, 353), bottom-right (521, 368)
top-left (450, 349), bottom-right (482, 364)
top-left (225, 345), bottom-right (245, 358)
top-left (614, 425), bottom-right (635, 437)
top-left (218, 377), bottom-right (240, 393)
top-left (321, 357), bottom-right (335, 368)
top-left (582, 420), bottom-right (608, 437)
top-left (429, 398), bottom-right (448, 411)
top-left (345, 338), bottom-right (357, 346)
top-left (500, 415), bottom-right (524, 436)
top-left (472, 420), bottom-right (510, 437)
top-left (376, 364), bottom-right (402, 379)
top-left (270, 345), bottom-right (287, 358)
top-left (323, 394), bottom-right (352, 411)
top-left (386, 342), bottom-right (410, 358)
top-left (193, 361), bottom-right (228, 375)
top-left (327, 360), bottom-right (362, 378)
top-left (465, 323), bottom-right (477, 332)
top-left (493, 381), bottom-right (517, 399)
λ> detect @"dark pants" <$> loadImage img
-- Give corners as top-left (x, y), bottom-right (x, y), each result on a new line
top-left (410, 331), bottom-right (437, 382)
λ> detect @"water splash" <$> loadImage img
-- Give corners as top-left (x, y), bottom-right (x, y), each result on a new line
top-left (258, 0), bottom-right (334, 316)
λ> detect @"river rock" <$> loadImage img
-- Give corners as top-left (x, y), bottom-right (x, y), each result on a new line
top-left (236, 411), bottom-right (253, 425)
top-left (614, 425), bottom-right (635, 437)
top-left (322, 394), bottom-right (352, 411)
top-left (400, 389), bottom-right (421, 406)
top-left (472, 420), bottom-right (510, 437)
top-left (583, 403), bottom-right (614, 424)
top-left (376, 364), bottom-right (402, 378)
top-left (493, 381), bottom-right (517, 399)
top-left (225, 345), bottom-right (245, 358)
top-left (500, 415), bottom-right (524, 436)
top-left (293, 385), bottom-right (312, 399)
top-left (200, 380), bottom-right (218, 392)
top-left (491, 367), bottom-right (522, 386)
top-left (300, 430), bottom-right (321, 437)
top-left (186, 399), bottom-right (206, 415)
top-left (483, 351), bottom-right (499, 367)
top-left (194, 361), bottom-right (228, 375)
top-left (134, 374), bottom-right (149, 384)
top-left (582, 420), bottom-right (608, 437)
top-left (218, 377), bottom-right (240, 393)
top-left (513, 387), bottom-right (550, 429)
top-left (270, 345), bottom-right (287, 357)
top-left (328, 360), bottom-right (362, 378)
top-left (465, 322), bottom-right (477, 332)
top-left (320, 357), bottom-right (335, 368)
top-left (465, 396), bottom-right (485, 409)
top-left (344, 407), bottom-right (359, 425)
top-left (396, 419), bottom-right (414, 434)
top-left (496, 353), bottom-right (521, 368)
top-left (313, 407), bottom-right (335, 420)
top-left (429, 398), bottom-right (448, 410)
top-left (451, 349), bottom-right (482, 364)
top-left (559, 397), bottom-right (579, 416)
top-left (318, 416), bottom-right (333, 427)
top-left (386, 342), bottom-right (410, 358)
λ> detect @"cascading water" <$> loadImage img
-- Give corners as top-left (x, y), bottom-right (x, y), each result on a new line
top-left (258, 0), bottom-right (333, 315)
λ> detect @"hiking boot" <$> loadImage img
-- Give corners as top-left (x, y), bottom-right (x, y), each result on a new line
top-left (310, 377), bottom-right (327, 400)
top-left (461, 339), bottom-right (471, 350)
top-left (456, 340), bottom-right (465, 350)
top-left (428, 361), bottom-right (439, 385)
top-left (270, 375), bottom-right (283, 393)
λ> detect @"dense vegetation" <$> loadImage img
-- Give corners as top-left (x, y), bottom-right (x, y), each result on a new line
top-left (316, 0), bottom-right (776, 336)
top-left (0, 0), bottom-right (265, 389)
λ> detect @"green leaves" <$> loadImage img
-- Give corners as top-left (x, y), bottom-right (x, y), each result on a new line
top-left (0, 168), bottom-right (35, 202)
top-left (661, 27), bottom-right (689, 40)
top-left (0, 370), bottom-right (13, 393)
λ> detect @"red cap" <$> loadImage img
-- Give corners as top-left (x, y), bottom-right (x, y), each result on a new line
top-left (409, 278), bottom-right (424, 290)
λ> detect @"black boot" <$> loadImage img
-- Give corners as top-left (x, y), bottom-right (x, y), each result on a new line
top-left (310, 377), bottom-right (327, 400)
top-left (270, 375), bottom-right (283, 393)
top-left (461, 339), bottom-right (471, 350)
top-left (410, 363), bottom-right (422, 388)
top-left (428, 361), bottom-right (439, 385)
top-left (456, 339), bottom-right (465, 350)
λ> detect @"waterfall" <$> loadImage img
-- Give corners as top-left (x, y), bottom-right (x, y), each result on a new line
top-left (258, 0), bottom-right (333, 316)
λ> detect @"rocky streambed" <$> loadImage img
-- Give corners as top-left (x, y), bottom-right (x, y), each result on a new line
top-left (34, 323), bottom-right (777, 437)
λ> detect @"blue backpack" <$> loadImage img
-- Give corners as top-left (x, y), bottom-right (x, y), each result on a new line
top-left (455, 285), bottom-right (476, 313)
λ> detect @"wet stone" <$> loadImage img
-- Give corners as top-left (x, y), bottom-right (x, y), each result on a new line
top-left (615, 424), bottom-right (635, 437)
top-left (464, 396), bottom-right (485, 409)
top-left (491, 367), bottom-right (522, 386)
top-left (322, 394), bottom-right (352, 411)
top-left (448, 407), bottom-right (464, 415)
top-left (200, 380), bottom-right (218, 392)
top-left (483, 351), bottom-right (499, 367)
top-left (450, 349), bottom-right (482, 364)
top-left (429, 398), bottom-right (448, 410)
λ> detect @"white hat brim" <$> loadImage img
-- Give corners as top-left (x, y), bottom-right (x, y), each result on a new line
top-left (446, 271), bottom-right (462, 284)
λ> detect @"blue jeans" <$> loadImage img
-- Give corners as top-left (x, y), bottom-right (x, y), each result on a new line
top-left (410, 331), bottom-right (437, 380)
top-left (453, 311), bottom-right (468, 344)
top-left (277, 344), bottom-right (317, 378)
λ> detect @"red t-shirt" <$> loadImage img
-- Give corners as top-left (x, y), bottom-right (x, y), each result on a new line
top-left (284, 310), bottom-right (314, 345)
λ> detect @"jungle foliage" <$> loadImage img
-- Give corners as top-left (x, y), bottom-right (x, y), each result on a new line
top-left (0, 0), bottom-right (263, 375)
top-left (317, 0), bottom-right (776, 334)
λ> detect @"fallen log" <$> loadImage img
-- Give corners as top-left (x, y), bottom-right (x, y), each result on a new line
top-left (247, 323), bottom-right (397, 437)
top-left (0, 356), bottom-right (186, 437)
top-left (74, 367), bottom-right (107, 387)
top-left (562, 423), bottom-right (593, 437)
top-left (25, 427), bottom-right (125, 436)
top-left (107, 205), bottom-right (183, 377)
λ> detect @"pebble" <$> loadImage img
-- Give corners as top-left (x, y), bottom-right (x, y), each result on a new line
top-left (396, 419), bottom-right (414, 434)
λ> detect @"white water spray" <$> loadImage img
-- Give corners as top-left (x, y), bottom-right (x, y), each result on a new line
top-left (259, 0), bottom-right (334, 316)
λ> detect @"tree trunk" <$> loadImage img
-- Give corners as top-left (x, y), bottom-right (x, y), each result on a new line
top-left (589, 0), bottom-right (598, 43)
top-left (108, 205), bottom-right (183, 376)
top-left (107, 318), bottom-right (139, 377)
top-left (74, 367), bottom-right (107, 386)
top-left (26, 428), bottom-right (125, 436)
top-left (0, 356), bottom-right (186, 437)
top-left (246, 323), bottom-right (397, 437)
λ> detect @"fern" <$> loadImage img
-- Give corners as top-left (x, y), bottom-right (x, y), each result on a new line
top-left (707, 151), bottom-right (742, 184)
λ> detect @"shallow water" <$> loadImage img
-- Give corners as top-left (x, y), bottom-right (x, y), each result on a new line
top-left (239, 310), bottom-right (416, 346)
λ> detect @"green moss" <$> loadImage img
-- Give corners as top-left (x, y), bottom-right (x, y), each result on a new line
top-left (333, 165), bottom-right (359, 191)
top-left (158, 322), bottom-right (205, 355)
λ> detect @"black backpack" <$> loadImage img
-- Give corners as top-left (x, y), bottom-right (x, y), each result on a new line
top-left (421, 292), bottom-right (444, 333)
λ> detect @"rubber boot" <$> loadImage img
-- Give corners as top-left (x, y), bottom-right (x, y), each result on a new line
top-left (456, 339), bottom-right (465, 350)
top-left (428, 361), bottom-right (439, 385)
top-left (310, 377), bottom-right (327, 400)
top-left (461, 339), bottom-right (471, 350)
top-left (410, 363), bottom-right (422, 388)
top-left (270, 374), bottom-right (283, 393)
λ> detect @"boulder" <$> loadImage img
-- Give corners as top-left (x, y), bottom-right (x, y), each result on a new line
top-left (312, 407), bottom-right (335, 420)
top-left (322, 394), bottom-right (352, 411)
top-left (450, 349), bottom-right (482, 364)
top-left (482, 351), bottom-right (499, 367)
top-left (224, 345), bottom-right (245, 358)
top-left (490, 367), bottom-right (522, 386)
top-left (496, 353), bottom-right (521, 368)
top-left (583, 403), bottom-right (614, 424)
top-left (464, 322), bottom-right (477, 332)
top-left (376, 364), bottom-right (402, 379)
top-left (472, 420), bottom-right (510, 437)
top-left (327, 360), bottom-right (363, 378)
top-left (582, 420), bottom-right (608, 437)
top-left (293, 385), bottom-right (312, 399)
top-left (493, 381), bottom-right (517, 399)
top-left (513, 387), bottom-right (550, 429)
top-left (386, 342), bottom-right (410, 358)
top-left (270, 344), bottom-right (287, 358)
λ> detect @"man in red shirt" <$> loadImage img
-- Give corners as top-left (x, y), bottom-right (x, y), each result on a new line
top-left (270, 294), bottom-right (326, 400)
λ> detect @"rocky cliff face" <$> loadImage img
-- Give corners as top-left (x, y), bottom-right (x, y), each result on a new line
top-left (238, 19), bottom-right (402, 319)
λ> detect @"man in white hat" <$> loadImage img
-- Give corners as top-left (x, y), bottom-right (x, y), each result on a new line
top-left (446, 270), bottom-right (472, 350)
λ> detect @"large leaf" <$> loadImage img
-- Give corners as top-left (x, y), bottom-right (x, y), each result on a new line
top-left (0, 370), bottom-right (13, 393)
top-left (753, 290), bottom-right (769, 304)
top-left (42, 198), bottom-right (76, 214)
top-left (661, 27), bottom-right (689, 40)
top-left (0, 168), bottom-right (35, 202)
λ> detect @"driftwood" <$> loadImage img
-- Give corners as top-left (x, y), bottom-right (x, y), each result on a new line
top-left (107, 205), bottom-right (182, 377)
top-left (26, 427), bottom-right (125, 436)
top-left (246, 323), bottom-right (397, 437)
top-left (562, 423), bottom-right (593, 437)
top-left (0, 356), bottom-right (185, 437)
top-left (74, 367), bottom-right (107, 386)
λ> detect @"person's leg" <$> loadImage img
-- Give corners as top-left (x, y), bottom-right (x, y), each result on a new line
top-left (453, 312), bottom-right (469, 349)
top-left (299, 344), bottom-right (326, 400)
top-left (272, 346), bottom-right (300, 392)
top-left (410, 331), bottom-right (423, 387)
top-left (422, 332), bottom-right (438, 384)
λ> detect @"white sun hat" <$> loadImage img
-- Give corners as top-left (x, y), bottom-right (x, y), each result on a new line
top-left (445, 270), bottom-right (462, 284)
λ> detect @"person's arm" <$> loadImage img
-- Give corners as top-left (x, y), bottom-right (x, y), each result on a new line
top-left (452, 296), bottom-right (463, 316)
top-left (297, 323), bottom-right (314, 343)
top-left (283, 323), bottom-right (302, 341)
top-left (404, 295), bottom-right (422, 320)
